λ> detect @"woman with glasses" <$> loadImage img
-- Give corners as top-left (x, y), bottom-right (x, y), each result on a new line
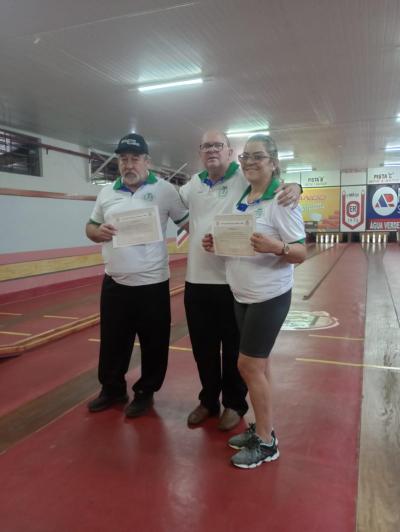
top-left (202, 134), bottom-right (306, 468)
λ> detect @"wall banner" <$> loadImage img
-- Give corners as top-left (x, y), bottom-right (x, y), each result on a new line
top-left (301, 170), bottom-right (340, 188)
top-left (366, 184), bottom-right (400, 230)
top-left (367, 168), bottom-right (400, 185)
top-left (300, 187), bottom-right (340, 232)
top-left (340, 186), bottom-right (366, 231)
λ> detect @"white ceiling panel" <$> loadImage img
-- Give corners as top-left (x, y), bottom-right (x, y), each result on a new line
top-left (1, 0), bottom-right (400, 174)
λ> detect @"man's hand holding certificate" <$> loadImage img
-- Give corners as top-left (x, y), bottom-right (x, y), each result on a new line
top-left (212, 214), bottom-right (255, 256)
top-left (110, 206), bottom-right (163, 247)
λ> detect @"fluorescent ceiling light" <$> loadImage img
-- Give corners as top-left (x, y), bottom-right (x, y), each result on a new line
top-left (286, 165), bottom-right (312, 173)
top-left (278, 151), bottom-right (294, 160)
top-left (384, 161), bottom-right (400, 166)
top-left (396, 114), bottom-right (400, 122)
top-left (384, 145), bottom-right (400, 152)
top-left (137, 77), bottom-right (203, 92)
top-left (226, 129), bottom-right (270, 138)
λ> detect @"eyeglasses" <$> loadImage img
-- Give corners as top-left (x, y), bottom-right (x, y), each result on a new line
top-left (199, 142), bottom-right (225, 152)
top-left (238, 153), bottom-right (271, 162)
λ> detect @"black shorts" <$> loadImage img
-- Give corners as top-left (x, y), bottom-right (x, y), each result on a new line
top-left (234, 290), bottom-right (291, 358)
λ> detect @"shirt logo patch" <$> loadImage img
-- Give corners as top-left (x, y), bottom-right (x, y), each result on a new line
top-left (143, 192), bottom-right (154, 201)
top-left (218, 186), bottom-right (228, 198)
top-left (255, 207), bottom-right (264, 218)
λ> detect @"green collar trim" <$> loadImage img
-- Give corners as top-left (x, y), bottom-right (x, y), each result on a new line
top-left (145, 171), bottom-right (157, 184)
top-left (113, 171), bottom-right (157, 190)
top-left (113, 177), bottom-right (123, 190)
top-left (237, 177), bottom-right (281, 205)
top-left (198, 161), bottom-right (239, 182)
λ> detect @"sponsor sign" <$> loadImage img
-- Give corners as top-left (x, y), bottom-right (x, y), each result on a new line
top-left (366, 184), bottom-right (400, 230)
top-left (299, 187), bottom-right (340, 232)
top-left (367, 168), bottom-right (400, 185)
top-left (301, 170), bottom-right (340, 188)
top-left (340, 186), bottom-right (366, 231)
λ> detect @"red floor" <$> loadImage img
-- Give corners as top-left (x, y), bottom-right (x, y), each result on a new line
top-left (0, 292), bottom-right (187, 417)
top-left (0, 244), bottom-right (367, 532)
top-left (0, 339), bottom-right (361, 532)
top-left (0, 325), bottom-right (100, 416)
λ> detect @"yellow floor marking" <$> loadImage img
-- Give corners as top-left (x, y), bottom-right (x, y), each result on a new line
top-left (43, 315), bottom-right (78, 320)
top-left (0, 312), bottom-right (23, 316)
top-left (296, 357), bottom-right (400, 371)
top-left (0, 330), bottom-right (31, 337)
top-left (88, 338), bottom-right (192, 352)
top-left (308, 334), bottom-right (364, 341)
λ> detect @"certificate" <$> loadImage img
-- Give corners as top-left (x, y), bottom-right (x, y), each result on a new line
top-left (213, 214), bottom-right (255, 256)
top-left (110, 206), bottom-right (163, 247)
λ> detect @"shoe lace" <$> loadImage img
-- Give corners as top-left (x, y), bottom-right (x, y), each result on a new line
top-left (246, 433), bottom-right (262, 449)
top-left (246, 432), bottom-right (276, 451)
top-left (246, 423), bottom-right (256, 434)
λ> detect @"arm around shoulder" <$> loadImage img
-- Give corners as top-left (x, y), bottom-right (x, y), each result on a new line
top-left (275, 181), bottom-right (303, 207)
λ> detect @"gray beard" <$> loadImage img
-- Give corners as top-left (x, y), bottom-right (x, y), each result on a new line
top-left (123, 173), bottom-right (145, 186)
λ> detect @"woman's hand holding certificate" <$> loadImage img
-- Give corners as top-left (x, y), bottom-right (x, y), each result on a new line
top-left (212, 214), bottom-right (255, 257)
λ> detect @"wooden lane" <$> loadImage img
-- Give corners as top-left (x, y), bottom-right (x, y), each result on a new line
top-left (357, 244), bottom-right (400, 532)
top-left (383, 245), bottom-right (400, 321)
top-left (0, 280), bottom-right (186, 357)
top-left (0, 292), bottom-right (184, 357)
top-left (293, 242), bottom-right (354, 302)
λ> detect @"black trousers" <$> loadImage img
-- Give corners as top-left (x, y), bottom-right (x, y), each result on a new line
top-left (184, 282), bottom-right (248, 415)
top-left (98, 275), bottom-right (171, 397)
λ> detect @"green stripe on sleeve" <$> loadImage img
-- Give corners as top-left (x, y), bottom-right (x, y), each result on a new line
top-left (174, 212), bottom-right (189, 225)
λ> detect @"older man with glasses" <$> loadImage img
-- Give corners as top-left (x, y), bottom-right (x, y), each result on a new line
top-left (179, 130), bottom-right (302, 431)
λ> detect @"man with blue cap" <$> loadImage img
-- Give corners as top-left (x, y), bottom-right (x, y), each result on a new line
top-left (86, 133), bottom-right (188, 417)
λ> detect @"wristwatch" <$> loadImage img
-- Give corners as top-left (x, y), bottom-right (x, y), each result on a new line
top-left (278, 242), bottom-right (290, 255)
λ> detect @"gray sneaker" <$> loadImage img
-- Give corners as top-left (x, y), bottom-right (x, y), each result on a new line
top-left (228, 423), bottom-right (277, 449)
top-left (231, 434), bottom-right (279, 469)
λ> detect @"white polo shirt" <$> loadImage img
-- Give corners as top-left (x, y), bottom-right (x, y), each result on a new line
top-left (90, 173), bottom-right (188, 286)
top-left (179, 162), bottom-right (247, 284)
top-left (225, 178), bottom-right (305, 304)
